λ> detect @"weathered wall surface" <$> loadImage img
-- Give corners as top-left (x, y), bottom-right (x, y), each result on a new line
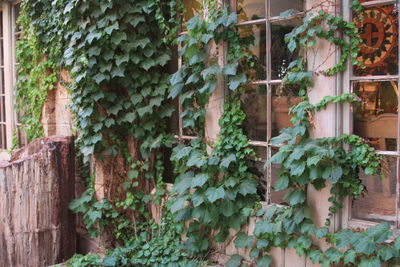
top-left (0, 136), bottom-right (76, 267)
top-left (41, 70), bottom-right (73, 137)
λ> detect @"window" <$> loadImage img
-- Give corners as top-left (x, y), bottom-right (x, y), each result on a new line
top-left (178, 0), bottom-right (304, 202)
top-left (0, 1), bottom-right (22, 156)
top-left (343, 0), bottom-right (400, 228)
top-left (233, 0), bottom-right (303, 202)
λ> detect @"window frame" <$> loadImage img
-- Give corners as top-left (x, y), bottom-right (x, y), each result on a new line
top-left (341, 0), bottom-right (400, 230)
top-left (0, 0), bottom-right (22, 159)
top-left (178, 0), bottom-right (305, 202)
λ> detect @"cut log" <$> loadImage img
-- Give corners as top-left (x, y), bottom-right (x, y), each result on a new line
top-left (0, 136), bottom-right (76, 267)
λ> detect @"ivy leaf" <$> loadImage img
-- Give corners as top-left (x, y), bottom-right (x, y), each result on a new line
top-left (257, 256), bottom-right (271, 267)
top-left (353, 234), bottom-right (376, 255)
top-left (307, 155), bottom-right (321, 166)
top-left (191, 191), bottom-right (205, 207)
top-left (285, 189), bottom-right (306, 205)
top-left (173, 146), bottom-right (192, 160)
top-left (220, 200), bottom-right (235, 217)
top-left (221, 154), bottom-right (236, 168)
top-left (102, 256), bottom-right (117, 267)
top-left (330, 166), bottom-right (343, 184)
top-left (226, 254), bottom-right (242, 267)
top-left (223, 63), bottom-right (238, 76)
top-left (229, 73), bottom-right (247, 90)
top-left (88, 210), bottom-right (102, 222)
top-left (256, 239), bottom-right (269, 249)
top-left (191, 174), bottom-right (209, 188)
top-left (111, 32), bottom-right (127, 45)
top-left (201, 33), bottom-right (214, 44)
top-left (187, 150), bottom-right (207, 168)
top-left (234, 232), bottom-right (253, 248)
top-left (274, 175), bottom-right (289, 191)
top-left (206, 187), bottom-right (225, 203)
top-left (170, 196), bottom-right (188, 213)
top-left (290, 161), bottom-right (306, 176)
top-left (239, 179), bottom-right (257, 196)
top-left (378, 246), bottom-right (395, 261)
top-left (142, 58), bottom-right (155, 70)
top-left (343, 250), bottom-right (356, 264)
top-left (173, 175), bottom-right (193, 195)
top-left (359, 257), bottom-right (381, 267)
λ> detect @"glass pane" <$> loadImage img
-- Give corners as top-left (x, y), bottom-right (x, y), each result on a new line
top-left (353, 81), bottom-right (398, 151)
top-left (254, 146), bottom-right (267, 201)
top-left (0, 69), bottom-right (3, 95)
top-left (237, 0), bottom-right (265, 22)
top-left (0, 12), bottom-right (3, 38)
top-left (0, 95), bottom-right (5, 122)
top-left (270, 0), bottom-right (303, 17)
top-left (271, 84), bottom-right (301, 137)
top-left (352, 156), bottom-right (397, 224)
top-left (271, 18), bottom-right (301, 80)
top-left (183, 0), bottom-right (201, 26)
top-left (241, 84), bottom-right (267, 141)
top-left (0, 124), bottom-right (6, 149)
top-left (270, 147), bottom-right (287, 204)
top-left (239, 24), bottom-right (267, 81)
top-left (353, 4), bottom-right (398, 76)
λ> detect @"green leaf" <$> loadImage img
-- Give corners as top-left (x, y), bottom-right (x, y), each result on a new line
top-left (307, 155), bottom-right (321, 166)
top-left (206, 187), bottom-right (225, 203)
top-left (229, 73), bottom-right (247, 90)
top-left (330, 166), bottom-right (343, 184)
top-left (290, 161), bottom-right (306, 176)
top-left (274, 175), bottom-right (289, 191)
top-left (378, 246), bottom-right (395, 261)
top-left (359, 257), bottom-right (381, 267)
top-left (239, 179), bottom-right (257, 196)
top-left (191, 174), bottom-right (209, 188)
top-left (256, 239), bottom-right (269, 249)
top-left (173, 176), bottom-right (193, 195)
top-left (88, 210), bottom-right (102, 222)
top-left (192, 191), bottom-right (205, 207)
top-left (233, 232), bottom-right (253, 248)
top-left (226, 254), bottom-right (242, 267)
top-left (220, 200), bottom-right (236, 217)
top-left (170, 196), bottom-right (188, 213)
top-left (223, 63), bottom-right (238, 76)
top-left (343, 250), bottom-right (356, 264)
top-left (286, 189), bottom-right (306, 205)
top-left (257, 256), bottom-right (271, 267)
top-left (102, 256), bottom-right (117, 266)
top-left (187, 150), bottom-right (207, 167)
top-left (221, 154), bottom-right (236, 168)
top-left (111, 32), bottom-right (127, 45)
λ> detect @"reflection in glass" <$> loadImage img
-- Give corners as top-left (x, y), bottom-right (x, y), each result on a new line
top-left (271, 84), bottom-right (301, 137)
top-left (237, 0), bottom-right (266, 22)
top-left (0, 124), bottom-right (5, 149)
top-left (353, 4), bottom-right (398, 76)
top-left (270, 0), bottom-right (303, 17)
top-left (254, 146), bottom-right (268, 201)
top-left (353, 81), bottom-right (398, 151)
top-left (241, 84), bottom-right (267, 141)
top-left (352, 157), bottom-right (397, 224)
top-left (271, 19), bottom-right (301, 79)
top-left (239, 24), bottom-right (267, 81)
top-left (183, 0), bottom-right (202, 26)
top-left (270, 147), bottom-right (287, 204)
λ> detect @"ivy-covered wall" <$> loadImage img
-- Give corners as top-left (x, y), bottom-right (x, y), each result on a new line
top-left (13, 0), bottom-right (400, 266)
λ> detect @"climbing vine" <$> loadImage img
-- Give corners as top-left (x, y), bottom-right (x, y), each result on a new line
top-left (170, 1), bottom-right (400, 267)
top-left (15, 5), bottom-right (58, 143)
top-left (16, 0), bottom-right (400, 266)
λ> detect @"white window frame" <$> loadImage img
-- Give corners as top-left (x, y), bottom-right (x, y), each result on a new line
top-left (341, 0), bottom-right (400, 231)
top-left (0, 0), bottom-right (21, 160)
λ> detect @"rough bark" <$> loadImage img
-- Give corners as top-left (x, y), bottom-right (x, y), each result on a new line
top-left (0, 136), bottom-right (76, 267)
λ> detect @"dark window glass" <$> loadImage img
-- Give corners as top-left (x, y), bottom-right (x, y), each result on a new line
top-left (270, 0), bottom-right (303, 17)
top-left (241, 84), bottom-right (267, 141)
top-left (237, 0), bottom-right (266, 22)
top-left (352, 156), bottom-right (397, 224)
top-left (353, 81), bottom-right (398, 151)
